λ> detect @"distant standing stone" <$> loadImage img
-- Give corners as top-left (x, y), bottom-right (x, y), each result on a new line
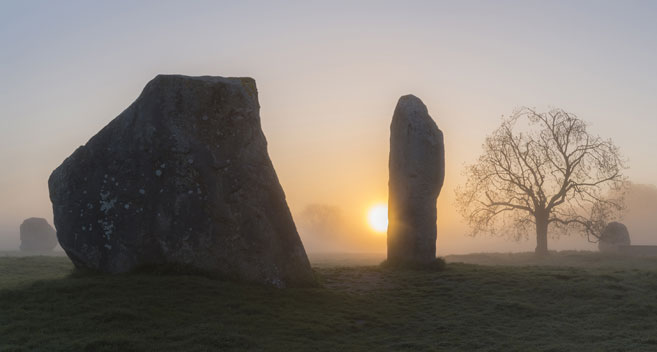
top-left (20, 218), bottom-right (58, 252)
top-left (48, 75), bottom-right (315, 287)
top-left (598, 222), bottom-right (631, 253)
top-left (387, 95), bottom-right (445, 265)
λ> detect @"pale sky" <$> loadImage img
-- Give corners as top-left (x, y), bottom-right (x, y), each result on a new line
top-left (2, 0), bottom-right (657, 253)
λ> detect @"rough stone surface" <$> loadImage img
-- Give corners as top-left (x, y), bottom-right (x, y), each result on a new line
top-left (20, 218), bottom-right (58, 252)
top-left (387, 95), bottom-right (445, 264)
top-left (598, 222), bottom-right (631, 253)
top-left (48, 75), bottom-right (315, 287)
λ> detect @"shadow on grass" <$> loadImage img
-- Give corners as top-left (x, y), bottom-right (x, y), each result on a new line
top-left (69, 262), bottom-right (322, 289)
top-left (4, 254), bottom-right (657, 351)
top-left (0, 265), bottom-right (338, 351)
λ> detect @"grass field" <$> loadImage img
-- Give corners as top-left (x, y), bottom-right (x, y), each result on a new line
top-left (2, 252), bottom-right (657, 351)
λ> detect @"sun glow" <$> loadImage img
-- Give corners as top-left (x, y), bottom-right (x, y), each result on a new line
top-left (367, 204), bottom-right (388, 233)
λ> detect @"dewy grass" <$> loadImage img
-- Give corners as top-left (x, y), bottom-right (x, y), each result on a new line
top-left (380, 257), bottom-right (446, 271)
top-left (2, 252), bottom-right (657, 351)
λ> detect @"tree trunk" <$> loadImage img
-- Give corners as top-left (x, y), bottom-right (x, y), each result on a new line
top-left (535, 214), bottom-right (549, 256)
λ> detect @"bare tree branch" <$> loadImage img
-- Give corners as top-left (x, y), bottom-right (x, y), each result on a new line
top-left (455, 107), bottom-right (627, 254)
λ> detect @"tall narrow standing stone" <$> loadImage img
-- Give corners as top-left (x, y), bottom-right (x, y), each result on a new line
top-left (387, 95), bottom-right (444, 265)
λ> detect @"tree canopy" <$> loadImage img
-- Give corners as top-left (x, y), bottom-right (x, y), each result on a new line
top-left (456, 108), bottom-right (626, 254)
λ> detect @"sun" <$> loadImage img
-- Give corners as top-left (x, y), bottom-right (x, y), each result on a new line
top-left (367, 204), bottom-right (388, 233)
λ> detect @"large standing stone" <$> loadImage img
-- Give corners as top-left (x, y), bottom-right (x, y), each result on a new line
top-left (387, 95), bottom-right (445, 265)
top-left (598, 222), bottom-right (631, 253)
top-left (48, 75), bottom-right (315, 287)
top-left (20, 218), bottom-right (58, 252)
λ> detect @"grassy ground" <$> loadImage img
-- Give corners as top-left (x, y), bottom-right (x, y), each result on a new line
top-left (2, 252), bottom-right (657, 351)
top-left (445, 250), bottom-right (657, 269)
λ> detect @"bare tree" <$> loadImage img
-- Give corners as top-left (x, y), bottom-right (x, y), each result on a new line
top-left (298, 204), bottom-right (344, 238)
top-left (456, 108), bottom-right (626, 255)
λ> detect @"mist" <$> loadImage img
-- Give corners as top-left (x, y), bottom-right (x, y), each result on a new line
top-left (4, 1), bottom-right (657, 256)
top-left (620, 183), bottom-right (657, 245)
top-left (4, 183), bottom-right (657, 255)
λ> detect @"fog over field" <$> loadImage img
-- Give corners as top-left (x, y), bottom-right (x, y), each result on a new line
top-left (6, 184), bottom-right (657, 255)
top-left (294, 183), bottom-right (657, 255)
top-left (2, 1), bottom-right (657, 255)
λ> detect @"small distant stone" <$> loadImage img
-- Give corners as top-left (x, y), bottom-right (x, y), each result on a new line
top-left (599, 222), bottom-right (631, 253)
top-left (20, 218), bottom-right (58, 252)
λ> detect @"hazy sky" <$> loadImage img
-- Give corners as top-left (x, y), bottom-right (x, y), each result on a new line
top-left (2, 0), bottom-right (657, 253)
